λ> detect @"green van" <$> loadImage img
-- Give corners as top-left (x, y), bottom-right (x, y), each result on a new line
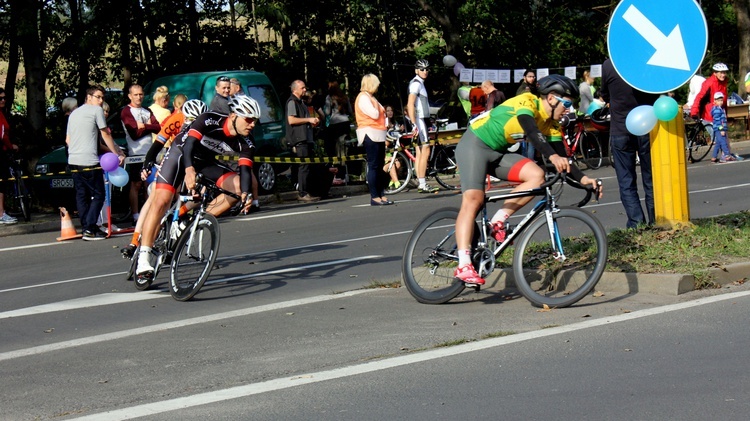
top-left (142, 70), bottom-right (290, 193)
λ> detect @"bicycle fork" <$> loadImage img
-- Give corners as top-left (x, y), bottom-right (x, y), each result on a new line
top-left (544, 208), bottom-right (566, 262)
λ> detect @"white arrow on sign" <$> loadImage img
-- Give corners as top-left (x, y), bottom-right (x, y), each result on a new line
top-left (622, 4), bottom-right (690, 71)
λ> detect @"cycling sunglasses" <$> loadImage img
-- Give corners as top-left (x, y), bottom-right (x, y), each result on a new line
top-left (554, 96), bottom-right (573, 109)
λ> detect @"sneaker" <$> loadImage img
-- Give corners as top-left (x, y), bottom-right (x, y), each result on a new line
top-left (724, 155), bottom-right (736, 162)
top-left (388, 180), bottom-right (401, 189)
top-left (120, 243), bottom-right (137, 259)
top-left (298, 194), bottom-right (321, 203)
top-left (490, 221), bottom-right (507, 243)
top-left (733, 153), bottom-right (745, 161)
top-left (454, 264), bottom-right (485, 285)
top-left (0, 212), bottom-right (18, 225)
top-left (82, 229), bottom-right (107, 241)
top-left (418, 184), bottom-right (439, 193)
top-left (136, 251), bottom-right (155, 276)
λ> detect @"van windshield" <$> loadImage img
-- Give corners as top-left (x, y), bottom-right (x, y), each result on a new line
top-left (246, 85), bottom-right (283, 124)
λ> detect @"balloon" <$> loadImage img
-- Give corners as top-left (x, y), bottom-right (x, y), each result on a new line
top-left (626, 105), bottom-right (658, 136)
top-left (453, 62), bottom-right (465, 77)
top-left (442, 55), bottom-right (457, 67)
top-left (99, 152), bottom-right (120, 172)
top-left (108, 167), bottom-right (130, 187)
top-left (653, 96), bottom-right (679, 121)
top-left (586, 102), bottom-right (603, 115)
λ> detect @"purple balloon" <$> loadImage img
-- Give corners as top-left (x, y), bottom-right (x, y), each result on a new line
top-left (100, 152), bottom-right (120, 172)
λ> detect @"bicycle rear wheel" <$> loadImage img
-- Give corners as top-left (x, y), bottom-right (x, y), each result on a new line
top-left (402, 208), bottom-right (484, 304)
top-left (169, 213), bottom-right (220, 301)
top-left (687, 124), bottom-right (712, 162)
top-left (580, 132), bottom-right (603, 170)
top-left (433, 145), bottom-right (461, 190)
top-left (512, 207), bottom-right (607, 308)
top-left (383, 151), bottom-right (412, 194)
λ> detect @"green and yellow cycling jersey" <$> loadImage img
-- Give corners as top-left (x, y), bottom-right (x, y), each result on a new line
top-left (468, 92), bottom-right (561, 150)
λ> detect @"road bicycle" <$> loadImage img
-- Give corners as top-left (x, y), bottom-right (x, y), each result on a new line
top-left (684, 114), bottom-right (713, 163)
top-left (382, 119), bottom-right (460, 194)
top-left (3, 151), bottom-right (31, 222)
top-left (561, 114), bottom-right (603, 170)
top-left (128, 174), bottom-right (243, 301)
top-left (401, 172), bottom-right (606, 308)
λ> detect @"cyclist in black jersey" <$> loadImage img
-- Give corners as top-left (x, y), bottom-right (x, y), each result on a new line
top-left (135, 95), bottom-right (261, 281)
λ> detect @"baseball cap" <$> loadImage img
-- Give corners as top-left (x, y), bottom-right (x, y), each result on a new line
top-left (714, 92), bottom-right (724, 99)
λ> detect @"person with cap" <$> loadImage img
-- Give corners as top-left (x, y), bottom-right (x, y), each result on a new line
top-left (407, 59), bottom-right (439, 193)
top-left (710, 91), bottom-right (735, 163)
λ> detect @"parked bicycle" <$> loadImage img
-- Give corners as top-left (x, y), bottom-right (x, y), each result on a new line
top-left (382, 119), bottom-right (460, 194)
top-left (401, 172), bottom-right (606, 308)
top-left (684, 113), bottom-right (713, 163)
top-left (128, 174), bottom-right (243, 301)
top-left (2, 151), bottom-right (31, 222)
top-left (560, 113), bottom-right (603, 170)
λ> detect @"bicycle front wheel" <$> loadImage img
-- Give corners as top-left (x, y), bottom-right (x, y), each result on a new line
top-left (580, 132), bottom-right (603, 170)
top-left (688, 125), bottom-right (712, 162)
top-left (433, 145), bottom-right (461, 190)
top-left (512, 207), bottom-right (607, 308)
top-left (383, 151), bottom-right (413, 194)
top-left (169, 213), bottom-right (221, 301)
top-left (402, 208), bottom-right (482, 304)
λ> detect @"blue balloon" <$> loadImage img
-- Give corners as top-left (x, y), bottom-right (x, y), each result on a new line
top-left (586, 101), bottom-right (602, 115)
top-left (626, 105), bottom-right (658, 136)
top-left (108, 167), bottom-right (130, 187)
top-left (653, 96), bottom-right (680, 121)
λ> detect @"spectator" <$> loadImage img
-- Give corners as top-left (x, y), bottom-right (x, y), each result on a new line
top-left (516, 69), bottom-right (537, 95)
top-left (468, 84), bottom-right (486, 118)
top-left (0, 88), bottom-right (19, 225)
top-left (457, 82), bottom-right (472, 119)
top-left (578, 70), bottom-right (595, 115)
top-left (121, 84), bottom-right (161, 225)
top-left (710, 92), bottom-right (735, 163)
top-left (481, 80), bottom-right (506, 111)
top-left (209, 76), bottom-right (232, 114)
top-left (601, 58), bottom-right (658, 229)
top-left (407, 59), bottom-right (439, 193)
top-left (52, 97), bottom-right (79, 150)
top-left (229, 78), bottom-right (244, 96)
top-left (355, 74), bottom-right (392, 206)
top-left (171, 94), bottom-right (187, 116)
top-left (149, 86), bottom-right (171, 124)
top-left (685, 73), bottom-right (706, 111)
top-left (690, 63), bottom-right (729, 144)
top-left (67, 85), bottom-right (125, 240)
top-left (320, 81), bottom-right (353, 159)
top-left (286, 79), bottom-right (320, 202)
top-left (385, 105), bottom-right (403, 131)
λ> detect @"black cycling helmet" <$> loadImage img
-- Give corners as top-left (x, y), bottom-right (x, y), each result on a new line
top-left (537, 74), bottom-right (579, 98)
top-left (415, 59), bottom-right (430, 70)
top-left (589, 106), bottom-right (611, 131)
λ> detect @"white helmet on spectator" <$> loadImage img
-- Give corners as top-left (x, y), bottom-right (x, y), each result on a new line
top-left (713, 62), bottom-right (729, 72)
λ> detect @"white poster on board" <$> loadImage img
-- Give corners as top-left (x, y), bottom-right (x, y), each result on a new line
top-left (485, 69), bottom-right (499, 83)
top-left (499, 70), bottom-right (511, 84)
top-left (459, 68), bottom-right (473, 83)
top-left (564, 66), bottom-right (577, 79)
top-left (473, 69), bottom-right (486, 83)
top-left (514, 69), bottom-right (526, 83)
top-left (536, 68), bottom-right (549, 78)
top-left (590, 64), bottom-right (602, 78)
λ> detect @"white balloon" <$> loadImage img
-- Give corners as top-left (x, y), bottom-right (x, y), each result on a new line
top-left (443, 55), bottom-right (457, 67)
top-left (453, 62), bottom-right (465, 77)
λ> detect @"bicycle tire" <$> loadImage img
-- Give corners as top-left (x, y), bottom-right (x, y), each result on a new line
top-left (512, 207), bottom-right (607, 308)
top-left (169, 213), bottom-right (221, 301)
top-left (580, 131), bottom-right (603, 170)
top-left (383, 151), bottom-right (413, 194)
top-left (433, 145), bottom-right (461, 190)
top-left (126, 249), bottom-right (138, 281)
top-left (402, 208), bottom-right (482, 304)
top-left (687, 124), bottom-right (712, 163)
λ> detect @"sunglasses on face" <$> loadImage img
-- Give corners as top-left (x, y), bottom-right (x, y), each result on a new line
top-left (218, 76), bottom-right (230, 82)
top-left (554, 96), bottom-right (573, 109)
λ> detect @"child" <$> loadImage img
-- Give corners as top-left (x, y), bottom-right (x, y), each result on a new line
top-left (710, 92), bottom-right (735, 163)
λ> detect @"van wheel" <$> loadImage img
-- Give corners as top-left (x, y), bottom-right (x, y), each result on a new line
top-left (255, 163), bottom-right (276, 194)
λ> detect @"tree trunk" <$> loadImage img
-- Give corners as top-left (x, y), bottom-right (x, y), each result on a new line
top-left (5, 5), bottom-right (21, 111)
top-left (735, 0), bottom-right (750, 97)
top-left (10, 0), bottom-right (46, 141)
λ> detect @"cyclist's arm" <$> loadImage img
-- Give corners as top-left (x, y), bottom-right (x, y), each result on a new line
top-left (546, 137), bottom-right (585, 182)
top-left (142, 138), bottom-right (166, 173)
top-left (517, 114), bottom-right (556, 158)
top-left (238, 145), bottom-right (254, 196)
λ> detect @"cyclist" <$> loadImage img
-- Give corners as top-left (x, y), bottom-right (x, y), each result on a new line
top-left (135, 95), bottom-right (259, 282)
top-left (120, 99), bottom-right (208, 258)
top-left (407, 59), bottom-right (439, 193)
top-left (453, 74), bottom-right (602, 286)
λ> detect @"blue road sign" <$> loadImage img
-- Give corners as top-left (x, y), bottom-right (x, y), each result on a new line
top-left (607, 0), bottom-right (708, 93)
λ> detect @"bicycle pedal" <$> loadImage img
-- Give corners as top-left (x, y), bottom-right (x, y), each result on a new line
top-left (464, 283), bottom-right (482, 291)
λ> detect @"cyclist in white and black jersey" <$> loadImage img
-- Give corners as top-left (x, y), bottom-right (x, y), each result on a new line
top-left (135, 95), bottom-right (261, 281)
top-left (407, 59), bottom-right (439, 193)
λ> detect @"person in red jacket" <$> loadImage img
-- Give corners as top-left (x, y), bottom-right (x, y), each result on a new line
top-left (690, 63), bottom-right (729, 140)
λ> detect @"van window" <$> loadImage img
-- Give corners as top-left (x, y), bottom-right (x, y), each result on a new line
top-left (247, 85), bottom-right (283, 124)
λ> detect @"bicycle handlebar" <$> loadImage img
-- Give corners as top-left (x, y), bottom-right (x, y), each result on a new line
top-left (193, 173), bottom-right (247, 216)
top-left (563, 175), bottom-right (602, 208)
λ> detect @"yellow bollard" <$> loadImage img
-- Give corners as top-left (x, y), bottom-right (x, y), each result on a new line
top-left (650, 112), bottom-right (690, 227)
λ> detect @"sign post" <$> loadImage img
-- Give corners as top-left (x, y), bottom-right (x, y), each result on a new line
top-left (607, 0), bottom-right (708, 227)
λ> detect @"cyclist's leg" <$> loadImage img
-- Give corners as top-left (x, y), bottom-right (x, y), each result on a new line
top-left (414, 118), bottom-right (431, 188)
top-left (200, 165), bottom-right (241, 216)
top-left (491, 153), bottom-right (543, 219)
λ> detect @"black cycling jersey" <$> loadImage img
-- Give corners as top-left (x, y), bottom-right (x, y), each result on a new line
top-left (180, 112), bottom-right (255, 194)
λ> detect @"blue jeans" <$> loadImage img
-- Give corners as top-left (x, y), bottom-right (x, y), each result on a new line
top-left (363, 135), bottom-right (386, 199)
top-left (610, 134), bottom-right (655, 229)
top-left (712, 131), bottom-right (730, 159)
top-left (72, 167), bottom-right (105, 232)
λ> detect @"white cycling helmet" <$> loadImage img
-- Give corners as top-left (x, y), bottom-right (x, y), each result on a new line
top-left (182, 99), bottom-right (207, 120)
top-left (228, 95), bottom-right (261, 119)
top-left (713, 62), bottom-right (729, 72)
top-left (415, 59), bottom-right (430, 70)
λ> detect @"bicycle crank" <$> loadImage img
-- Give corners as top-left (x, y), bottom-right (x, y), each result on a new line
top-left (473, 246), bottom-right (496, 278)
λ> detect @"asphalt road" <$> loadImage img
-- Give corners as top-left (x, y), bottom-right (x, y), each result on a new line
top-left (2, 144), bottom-right (750, 420)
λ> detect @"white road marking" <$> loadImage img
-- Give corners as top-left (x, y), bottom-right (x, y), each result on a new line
top-left (0, 292), bottom-right (165, 320)
top-left (0, 289), bottom-right (375, 363)
top-left (237, 209), bottom-right (329, 221)
top-left (0, 242), bottom-right (69, 252)
top-left (0, 272), bottom-right (128, 293)
top-left (69, 289), bottom-right (750, 420)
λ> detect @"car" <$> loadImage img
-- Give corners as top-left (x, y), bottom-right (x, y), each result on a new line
top-left (142, 70), bottom-right (291, 194)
